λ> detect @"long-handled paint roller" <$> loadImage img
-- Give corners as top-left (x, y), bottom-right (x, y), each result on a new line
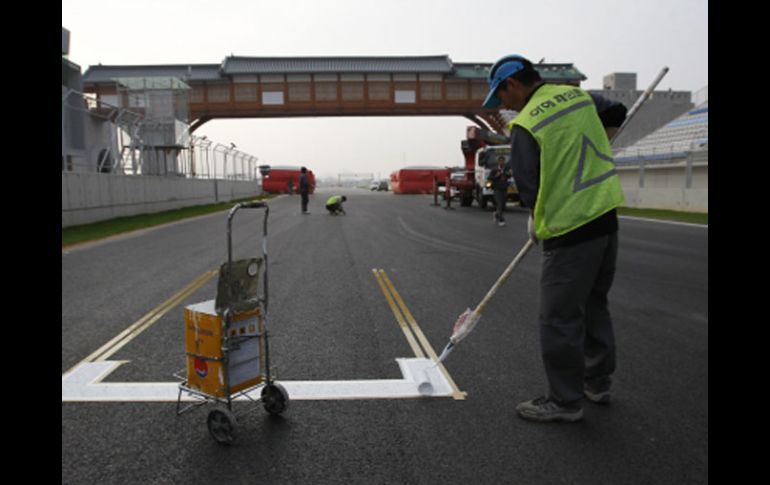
top-left (435, 238), bottom-right (535, 365)
top-left (434, 66), bottom-right (670, 366)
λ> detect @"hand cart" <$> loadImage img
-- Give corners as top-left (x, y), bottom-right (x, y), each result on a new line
top-left (175, 201), bottom-right (289, 444)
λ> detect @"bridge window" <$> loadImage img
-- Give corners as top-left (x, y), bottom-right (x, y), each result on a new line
top-left (262, 91), bottom-right (284, 105)
top-left (341, 82), bottom-right (364, 101)
top-left (287, 75), bottom-right (311, 102)
top-left (207, 84), bottom-right (230, 103)
top-left (288, 83), bottom-right (311, 102)
top-left (235, 84), bottom-right (257, 102)
top-left (315, 82), bottom-right (338, 101)
top-left (261, 83), bottom-right (284, 105)
top-left (190, 85), bottom-right (205, 103)
top-left (394, 82), bottom-right (416, 103)
top-left (420, 82), bottom-right (442, 101)
top-left (445, 81), bottom-right (468, 100)
top-left (368, 82), bottom-right (390, 101)
top-left (395, 90), bottom-right (416, 103)
top-left (470, 81), bottom-right (487, 100)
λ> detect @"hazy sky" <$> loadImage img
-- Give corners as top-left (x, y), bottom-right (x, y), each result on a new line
top-left (62, 0), bottom-right (708, 178)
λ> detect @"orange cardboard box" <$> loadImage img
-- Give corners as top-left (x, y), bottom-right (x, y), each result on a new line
top-left (184, 300), bottom-right (263, 397)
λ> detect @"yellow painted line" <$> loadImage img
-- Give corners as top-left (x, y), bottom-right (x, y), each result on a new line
top-left (68, 270), bottom-right (217, 373)
top-left (372, 269), bottom-right (425, 358)
top-left (379, 271), bottom-right (437, 358)
top-left (375, 269), bottom-right (467, 400)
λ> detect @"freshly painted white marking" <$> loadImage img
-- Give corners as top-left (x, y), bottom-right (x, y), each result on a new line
top-left (61, 358), bottom-right (452, 402)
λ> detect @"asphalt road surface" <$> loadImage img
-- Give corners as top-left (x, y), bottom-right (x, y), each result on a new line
top-left (62, 188), bottom-right (708, 484)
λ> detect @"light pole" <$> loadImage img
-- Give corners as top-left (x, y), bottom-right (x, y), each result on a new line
top-left (213, 143), bottom-right (230, 180)
top-left (197, 136), bottom-right (211, 179)
top-left (228, 143), bottom-right (238, 179)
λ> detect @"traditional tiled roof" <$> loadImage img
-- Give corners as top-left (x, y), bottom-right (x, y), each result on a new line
top-left (222, 55), bottom-right (453, 74)
top-left (82, 56), bottom-right (585, 84)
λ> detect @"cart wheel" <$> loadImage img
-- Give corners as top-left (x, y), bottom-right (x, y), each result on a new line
top-left (207, 407), bottom-right (237, 445)
top-left (261, 383), bottom-right (289, 415)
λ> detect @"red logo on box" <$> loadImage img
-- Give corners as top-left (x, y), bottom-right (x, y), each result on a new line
top-left (194, 358), bottom-right (208, 378)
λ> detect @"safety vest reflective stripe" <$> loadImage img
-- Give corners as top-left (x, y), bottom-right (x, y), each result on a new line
top-left (573, 135), bottom-right (617, 193)
top-left (529, 100), bottom-right (594, 134)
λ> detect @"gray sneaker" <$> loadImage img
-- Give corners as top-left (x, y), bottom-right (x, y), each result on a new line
top-left (516, 396), bottom-right (583, 423)
top-left (584, 386), bottom-right (611, 404)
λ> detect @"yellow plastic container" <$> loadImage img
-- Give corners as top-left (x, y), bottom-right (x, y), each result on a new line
top-left (184, 300), bottom-right (264, 397)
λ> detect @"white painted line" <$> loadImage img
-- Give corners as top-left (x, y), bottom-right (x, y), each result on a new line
top-left (61, 358), bottom-right (454, 402)
top-left (619, 215), bottom-right (708, 228)
top-left (66, 270), bottom-right (216, 374)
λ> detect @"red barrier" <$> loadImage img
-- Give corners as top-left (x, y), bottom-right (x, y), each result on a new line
top-left (390, 167), bottom-right (449, 194)
top-left (262, 166), bottom-right (315, 194)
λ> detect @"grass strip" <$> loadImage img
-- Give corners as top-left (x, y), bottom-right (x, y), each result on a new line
top-left (62, 196), bottom-right (271, 247)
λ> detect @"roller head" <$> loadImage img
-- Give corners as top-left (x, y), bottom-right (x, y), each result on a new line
top-left (451, 308), bottom-right (480, 344)
top-left (417, 368), bottom-right (434, 395)
top-left (418, 380), bottom-right (434, 395)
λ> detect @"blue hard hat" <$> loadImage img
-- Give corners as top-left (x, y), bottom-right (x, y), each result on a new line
top-left (482, 55), bottom-right (529, 109)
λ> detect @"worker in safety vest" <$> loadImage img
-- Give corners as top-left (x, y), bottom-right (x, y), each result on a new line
top-left (482, 54), bottom-right (627, 423)
top-left (325, 195), bottom-right (347, 215)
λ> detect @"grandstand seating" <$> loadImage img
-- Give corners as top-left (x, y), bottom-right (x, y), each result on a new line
top-left (614, 100), bottom-right (708, 164)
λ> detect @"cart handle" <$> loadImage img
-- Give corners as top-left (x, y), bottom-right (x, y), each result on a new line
top-left (226, 200), bottom-right (269, 262)
top-left (226, 200), bottom-right (270, 313)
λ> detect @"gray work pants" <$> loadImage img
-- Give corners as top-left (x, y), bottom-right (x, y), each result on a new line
top-left (494, 190), bottom-right (507, 222)
top-left (539, 232), bottom-right (618, 405)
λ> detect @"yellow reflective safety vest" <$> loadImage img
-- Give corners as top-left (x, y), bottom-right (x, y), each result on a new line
top-left (326, 195), bottom-right (342, 206)
top-left (508, 84), bottom-right (624, 240)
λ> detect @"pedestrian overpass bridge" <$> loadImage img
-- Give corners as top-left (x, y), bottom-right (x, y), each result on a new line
top-left (82, 55), bottom-right (585, 135)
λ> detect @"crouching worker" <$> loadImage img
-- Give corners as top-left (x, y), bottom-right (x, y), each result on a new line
top-left (325, 195), bottom-right (347, 215)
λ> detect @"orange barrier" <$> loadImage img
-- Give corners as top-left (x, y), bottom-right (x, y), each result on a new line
top-left (390, 167), bottom-right (449, 194)
top-left (262, 166), bottom-right (315, 194)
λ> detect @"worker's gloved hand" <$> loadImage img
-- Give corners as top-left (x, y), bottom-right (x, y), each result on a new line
top-left (527, 215), bottom-right (538, 245)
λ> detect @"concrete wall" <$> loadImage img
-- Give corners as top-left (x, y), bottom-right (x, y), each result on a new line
top-left (616, 156), bottom-right (708, 213)
top-left (62, 172), bottom-right (259, 227)
top-left (621, 186), bottom-right (708, 213)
